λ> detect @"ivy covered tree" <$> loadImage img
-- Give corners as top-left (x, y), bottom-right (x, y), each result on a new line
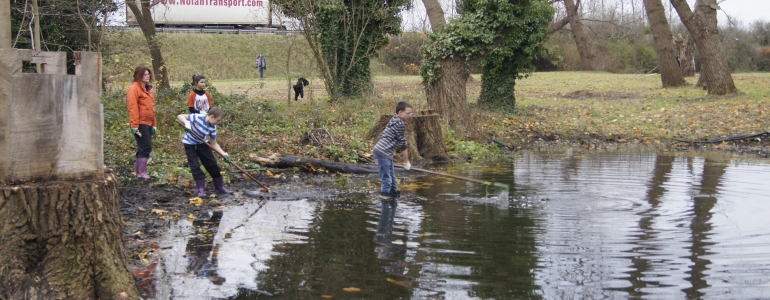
top-left (275, 0), bottom-right (411, 100)
top-left (421, 0), bottom-right (553, 126)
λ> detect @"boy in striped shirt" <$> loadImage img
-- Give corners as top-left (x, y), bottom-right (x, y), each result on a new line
top-left (372, 102), bottom-right (413, 200)
top-left (177, 107), bottom-right (234, 197)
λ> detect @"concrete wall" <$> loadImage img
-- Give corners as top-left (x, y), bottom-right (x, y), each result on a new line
top-left (0, 50), bottom-right (104, 182)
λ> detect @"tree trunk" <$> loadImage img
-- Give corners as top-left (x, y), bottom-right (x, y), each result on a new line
top-left (0, 173), bottom-right (137, 300)
top-left (422, 0), bottom-right (445, 32)
top-left (478, 57), bottom-right (517, 110)
top-left (413, 112), bottom-right (448, 160)
top-left (675, 34), bottom-right (697, 77)
top-left (421, 0), bottom-right (482, 140)
top-left (550, 17), bottom-right (570, 34)
top-left (127, 0), bottom-right (170, 89)
top-left (644, 0), bottom-right (685, 87)
top-left (424, 56), bottom-right (481, 140)
top-left (682, 36), bottom-right (696, 76)
top-left (564, 0), bottom-right (597, 70)
top-left (670, 0), bottom-right (737, 95)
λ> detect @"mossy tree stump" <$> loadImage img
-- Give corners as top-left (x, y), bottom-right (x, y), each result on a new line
top-left (366, 110), bottom-right (448, 161)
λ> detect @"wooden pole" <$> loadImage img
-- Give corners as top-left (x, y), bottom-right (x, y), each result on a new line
top-left (31, 0), bottom-right (42, 72)
top-left (395, 164), bottom-right (509, 188)
top-left (0, 0), bottom-right (10, 49)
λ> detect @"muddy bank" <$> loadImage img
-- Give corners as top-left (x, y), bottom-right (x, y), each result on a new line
top-left (118, 169), bottom-right (372, 298)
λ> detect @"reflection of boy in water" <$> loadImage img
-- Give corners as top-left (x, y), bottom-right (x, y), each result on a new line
top-left (373, 200), bottom-right (409, 277)
top-left (185, 210), bottom-right (226, 285)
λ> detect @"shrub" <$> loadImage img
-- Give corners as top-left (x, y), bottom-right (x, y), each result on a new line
top-left (378, 33), bottom-right (429, 75)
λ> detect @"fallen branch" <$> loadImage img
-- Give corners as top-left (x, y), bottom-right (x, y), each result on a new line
top-left (678, 132), bottom-right (770, 144)
top-left (249, 153), bottom-right (379, 174)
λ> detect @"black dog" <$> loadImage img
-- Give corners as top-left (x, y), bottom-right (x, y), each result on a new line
top-left (293, 77), bottom-right (310, 101)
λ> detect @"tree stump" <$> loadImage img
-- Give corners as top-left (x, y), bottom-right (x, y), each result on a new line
top-left (0, 34), bottom-right (135, 298)
top-left (366, 112), bottom-right (448, 161)
top-left (413, 113), bottom-right (448, 160)
top-left (0, 172), bottom-right (136, 300)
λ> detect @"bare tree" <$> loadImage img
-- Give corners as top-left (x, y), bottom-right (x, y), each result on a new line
top-left (551, 0), bottom-right (597, 70)
top-left (126, 0), bottom-right (170, 89)
top-left (669, 0), bottom-right (737, 94)
top-left (643, 0), bottom-right (685, 87)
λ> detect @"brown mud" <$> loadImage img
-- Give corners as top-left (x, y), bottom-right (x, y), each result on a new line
top-left (117, 168), bottom-right (366, 298)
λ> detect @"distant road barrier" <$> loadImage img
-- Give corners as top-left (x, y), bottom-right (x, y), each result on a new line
top-left (108, 26), bottom-right (300, 35)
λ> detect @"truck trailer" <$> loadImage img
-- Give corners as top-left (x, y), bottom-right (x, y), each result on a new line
top-left (126, 0), bottom-right (285, 29)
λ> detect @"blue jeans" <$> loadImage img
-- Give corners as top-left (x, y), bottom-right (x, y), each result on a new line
top-left (374, 153), bottom-right (397, 196)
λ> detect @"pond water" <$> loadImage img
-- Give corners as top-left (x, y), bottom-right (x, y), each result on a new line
top-left (147, 150), bottom-right (770, 299)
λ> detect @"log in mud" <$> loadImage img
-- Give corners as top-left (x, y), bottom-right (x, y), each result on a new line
top-left (249, 153), bottom-right (379, 174)
top-left (678, 132), bottom-right (770, 144)
top-left (0, 172), bottom-right (137, 299)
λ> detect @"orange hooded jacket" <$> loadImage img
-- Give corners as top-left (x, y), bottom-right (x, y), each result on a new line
top-left (126, 81), bottom-right (157, 128)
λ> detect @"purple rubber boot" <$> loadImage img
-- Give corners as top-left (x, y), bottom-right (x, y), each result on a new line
top-left (136, 158), bottom-right (151, 180)
top-left (213, 176), bottom-right (233, 194)
top-left (195, 179), bottom-right (207, 197)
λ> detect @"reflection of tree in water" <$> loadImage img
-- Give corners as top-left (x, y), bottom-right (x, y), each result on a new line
top-left (185, 210), bottom-right (225, 285)
top-left (683, 158), bottom-right (726, 299)
top-left (230, 194), bottom-right (411, 299)
top-left (623, 155), bottom-right (675, 297)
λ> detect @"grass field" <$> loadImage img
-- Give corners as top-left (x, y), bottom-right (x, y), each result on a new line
top-left (102, 31), bottom-right (398, 87)
top-left (102, 31), bottom-right (770, 180)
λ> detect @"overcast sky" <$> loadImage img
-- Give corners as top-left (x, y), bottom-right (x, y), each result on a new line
top-left (697, 0), bottom-right (770, 25)
top-left (402, 0), bottom-right (768, 31)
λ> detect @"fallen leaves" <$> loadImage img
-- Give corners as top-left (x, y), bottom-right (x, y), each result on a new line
top-left (342, 287), bottom-right (361, 292)
top-left (189, 197), bottom-right (204, 207)
top-left (150, 209), bottom-right (168, 216)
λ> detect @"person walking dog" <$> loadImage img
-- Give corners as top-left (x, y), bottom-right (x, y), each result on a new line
top-left (126, 65), bottom-right (156, 180)
top-left (177, 107), bottom-right (233, 197)
top-left (372, 102), bottom-right (413, 200)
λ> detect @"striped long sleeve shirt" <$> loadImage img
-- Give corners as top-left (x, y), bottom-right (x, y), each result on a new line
top-left (372, 115), bottom-right (408, 160)
top-left (182, 113), bottom-right (217, 145)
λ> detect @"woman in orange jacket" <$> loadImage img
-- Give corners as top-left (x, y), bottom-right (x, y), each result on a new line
top-left (126, 66), bottom-right (157, 180)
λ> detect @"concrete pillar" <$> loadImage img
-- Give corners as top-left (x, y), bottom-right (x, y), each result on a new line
top-left (1, 0), bottom-right (10, 49)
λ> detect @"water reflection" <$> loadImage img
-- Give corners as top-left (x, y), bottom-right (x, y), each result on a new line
top-left (683, 158), bottom-right (725, 299)
top-left (147, 151), bottom-right (770, 299)
top-left (624, 155), bottom-right (675, 297)
top-left (186, 210), bottom-right (226, 285)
